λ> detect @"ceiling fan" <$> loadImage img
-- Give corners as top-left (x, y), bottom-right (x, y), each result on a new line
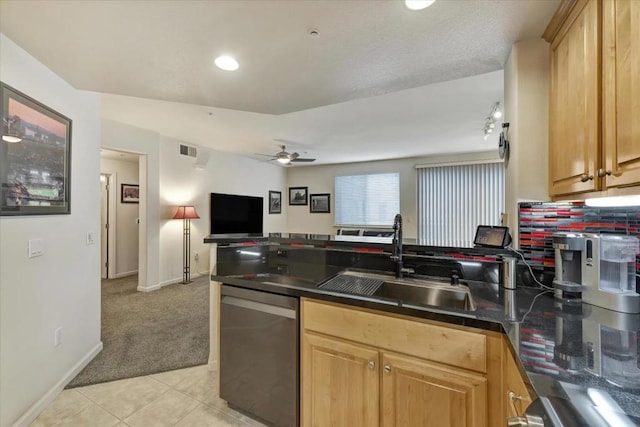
top-left (256, 144), bottom-right (316, 165)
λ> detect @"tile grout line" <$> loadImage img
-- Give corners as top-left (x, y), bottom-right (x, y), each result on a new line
top-left (45, 390), bottom-right (93, 427)
top-left (121, 386), bottom-right (174, 425)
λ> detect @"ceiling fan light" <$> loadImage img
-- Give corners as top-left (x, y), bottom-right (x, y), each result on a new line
top-left (277, 157), bottom-right (290, 164)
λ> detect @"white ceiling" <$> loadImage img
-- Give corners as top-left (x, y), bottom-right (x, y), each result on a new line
top-left (100, 148), bottom-right (139, 164)
top-left (0, 0), bottom-right (559, 165)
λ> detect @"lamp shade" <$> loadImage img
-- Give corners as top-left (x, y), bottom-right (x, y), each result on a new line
top-left (173, 205), bottom-right (200, 219)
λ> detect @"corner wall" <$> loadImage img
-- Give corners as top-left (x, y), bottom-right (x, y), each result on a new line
top-left (0, 34), bottom-right (102, 427)
top-left (504, 39), bottom-right (550, 247)
top-left (158, 137), bottom-right (287, 283)
top-left (100, 119), bottom-right (287, 287)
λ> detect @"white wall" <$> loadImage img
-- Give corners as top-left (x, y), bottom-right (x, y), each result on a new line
top-left (100, 119), bottom-right (287, 287)
top-left (286, 151), bottom-right (500, 238)
top-left (504, 39), bottom-right (550, 246)
top-left (100, 157), bottom-right (139, 277)
top-left (158, 137), bottom-right (287, 283)
top-left (0, 34), bottom-right (102, 427)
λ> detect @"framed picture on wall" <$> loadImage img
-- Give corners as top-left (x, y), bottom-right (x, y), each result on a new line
top-left (121, 184), bottom-right (139, 203)
top-left (269, 190), bottom-right (281, 214)
top-left (0, 82), bottom-right (72, 215)
top-left (289, 186), bottom-right (308, 206)
top-left (310, 193), bottom-right (331, 213)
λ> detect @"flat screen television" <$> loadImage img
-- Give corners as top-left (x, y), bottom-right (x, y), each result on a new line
top-left (210, 193), bottom-right (263, 234)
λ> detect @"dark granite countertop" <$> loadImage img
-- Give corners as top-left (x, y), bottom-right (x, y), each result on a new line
top-left (206, 234), bottom-right (640, 426)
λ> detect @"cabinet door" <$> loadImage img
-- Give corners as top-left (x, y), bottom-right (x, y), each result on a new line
top-left (381, 352), bottom-right (487, 427)
top-left (549, 0), bottom-right (601, 196)
top-left (504, 348), bottom-right (534, 418)
top-left (301, 332), bottom-right (379, 427)
top-left (603, 0), bottom-right (640, 188)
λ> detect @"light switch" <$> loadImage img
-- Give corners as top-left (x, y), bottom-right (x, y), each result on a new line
top-left (86, 232), bottom-right (96, 245)
top-left (28, 238), bottom-right (44, 258)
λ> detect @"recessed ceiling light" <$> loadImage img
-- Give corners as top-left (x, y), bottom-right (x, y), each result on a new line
top-left (405, 0), bottom-right (436, 10)
top-left (214, 55), bottom-right (239, 71)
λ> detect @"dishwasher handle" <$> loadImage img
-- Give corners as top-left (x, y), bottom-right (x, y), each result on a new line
top-left (221, 295), bottom-right (297, 319)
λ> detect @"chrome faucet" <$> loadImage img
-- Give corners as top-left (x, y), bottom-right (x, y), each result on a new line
top-left (391, 214), bottom-right (404, 278)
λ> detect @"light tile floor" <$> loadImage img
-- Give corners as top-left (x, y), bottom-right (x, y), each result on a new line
top-left (30, 364), bottom-right (266, 427)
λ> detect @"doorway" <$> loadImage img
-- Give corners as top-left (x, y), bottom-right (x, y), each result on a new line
top-left (100, 149), bottom-right (140, 280)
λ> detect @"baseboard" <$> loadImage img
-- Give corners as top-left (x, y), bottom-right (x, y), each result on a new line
top-left (114, 270), bottom-right (138, 279)
top-left (11, 341), bottom-right (103, 427)
top-left (140, 272), bottom-right (209, 292)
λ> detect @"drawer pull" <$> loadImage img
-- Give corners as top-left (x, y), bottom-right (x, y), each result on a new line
top-left (368, 360), bottom-right (375, 370)
top-left (580, 173), bottom-right (594, 182)
top-left (383, 364), bottom-right (392, 373)
top-left (597, 168), bottom-right (612, 177)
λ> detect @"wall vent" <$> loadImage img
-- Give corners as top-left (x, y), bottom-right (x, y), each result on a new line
top-left (179, 144), bottom-right (197, 158)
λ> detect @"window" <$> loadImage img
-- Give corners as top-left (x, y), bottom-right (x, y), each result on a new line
top-left (335, 172), bottom-right (400, 226)
top-left (417, 162), bottom-right (504, 247)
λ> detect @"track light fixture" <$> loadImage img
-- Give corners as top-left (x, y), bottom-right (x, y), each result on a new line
top-left (483, 102), bottom-right (502, 140)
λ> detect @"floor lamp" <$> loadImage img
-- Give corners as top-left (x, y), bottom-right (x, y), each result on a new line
top-left (173, 205), bottom-right (200, 284)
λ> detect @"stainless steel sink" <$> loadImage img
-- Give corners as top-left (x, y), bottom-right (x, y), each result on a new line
top-left (318, 270), bottom-right (476, 312)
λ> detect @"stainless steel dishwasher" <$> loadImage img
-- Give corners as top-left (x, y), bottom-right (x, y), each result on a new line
top-left (220, 284), bottom-right (299, 427)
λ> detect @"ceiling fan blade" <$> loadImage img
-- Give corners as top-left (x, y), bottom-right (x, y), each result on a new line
top-left (254, 153), bottom-right (276, 158)
top-left (290, 158), bottom-right (316, 162)
top-left (289, 152), bottom-right (300, 160)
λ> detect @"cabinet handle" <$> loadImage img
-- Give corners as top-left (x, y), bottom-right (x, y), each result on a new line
top-left (580, 174), bottom-right (594, 182)
top-left (368, 360), bottom-right (375, 370)
top-left (383, 364), bottom-right (391, 373)
top-left (508, 391), bottom-right (523, 416)
top-left (597, 169), bottom-right (612, 177)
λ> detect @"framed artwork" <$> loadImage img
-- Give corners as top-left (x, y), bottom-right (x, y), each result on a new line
top-left (289, 186), bottom-right (308, 206)
top-left (310, 193), bottom-right (331, 213)
top-left (269, 190), bottom-right (281, 214)
top-left (0, 82), bottom-right (72, 215)
top-left (121, 184), bottom-right (139, 203)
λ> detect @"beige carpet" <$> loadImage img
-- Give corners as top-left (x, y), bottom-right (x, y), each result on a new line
top-left (67, 274), bottom-right (209, 388)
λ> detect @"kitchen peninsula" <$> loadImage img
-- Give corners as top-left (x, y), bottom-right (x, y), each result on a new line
top-left (206, 233), bottom-right (640, 427)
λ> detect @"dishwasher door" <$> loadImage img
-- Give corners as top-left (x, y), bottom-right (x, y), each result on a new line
top-left (220, 285), bottom-right (299, 427)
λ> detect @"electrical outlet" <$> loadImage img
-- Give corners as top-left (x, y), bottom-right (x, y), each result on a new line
top-left (194, 252), bottom-right (199, 261)
top-left (54, 327), bottom-right (62, 347)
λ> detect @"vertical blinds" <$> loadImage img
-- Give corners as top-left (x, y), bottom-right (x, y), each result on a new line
top-left (335, 172), bottom-right (400, 226)
top-left (417, 162), bottom-right (504, 247)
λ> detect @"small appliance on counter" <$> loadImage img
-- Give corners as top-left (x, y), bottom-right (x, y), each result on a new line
top-left (552, 232), bottom-right (640, 314)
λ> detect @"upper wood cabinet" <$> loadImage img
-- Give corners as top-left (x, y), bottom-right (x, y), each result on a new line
top-left (545, 0), bottom-right (640, 197)
top-left (602, 0), bottom-right (640, 188)
top-left (547, 0), bottom-right (601, 196)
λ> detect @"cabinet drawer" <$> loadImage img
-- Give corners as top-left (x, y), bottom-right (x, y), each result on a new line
top-left (302, 299), bottom-right (487, 373)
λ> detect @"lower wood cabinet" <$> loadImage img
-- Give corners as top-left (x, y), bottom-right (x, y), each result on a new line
top-left (302, 332), bottom-right (379, 427)
top-left (300, 299), bottom-right (512, 427)
top-left (381, 352), bottom-right (487, 427)
top-left (504, 345), bottom-right (534, 418)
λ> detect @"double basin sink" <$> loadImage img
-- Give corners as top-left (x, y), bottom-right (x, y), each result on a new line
top-left (318, 269), bottom-right (476, 312)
